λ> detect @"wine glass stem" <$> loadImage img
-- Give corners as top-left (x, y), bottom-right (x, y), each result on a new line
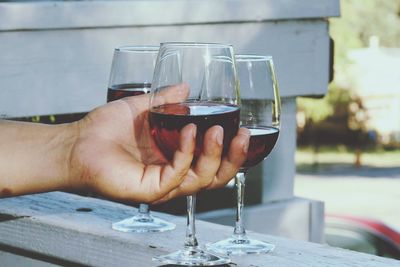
top-left (137, 203), bottom-right (153, 222)
top-left (184, 194), bottom-right (199, 248)
top-left (139, 203), bottom-right (149, 214)
top-left (233, 171), bottom-right (247, 238)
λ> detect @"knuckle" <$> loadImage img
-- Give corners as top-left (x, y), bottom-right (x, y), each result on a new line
top-left (201, 176), bottom-right (214, 188)
top-left (140, 194), bottom-right (153, 203)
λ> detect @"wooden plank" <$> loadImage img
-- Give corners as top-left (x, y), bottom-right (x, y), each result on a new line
top-left (256, 98), bottom-right (297, 203)
top-left (0, 192), bottom-right (398, 267)
top-left (198, 197), bottom-right (324, 242)
top-left (0, 21), bottom-right (330, 118)
top-left (0, 0), bottom-right (340, 31)
top-left (0, 251), bottom-right (58, 267)
top-left (309, 198), bottom-right (325, 243)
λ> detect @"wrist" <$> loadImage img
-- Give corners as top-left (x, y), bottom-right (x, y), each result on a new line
top-left (0, 120), bottom-right (81, 197)
top-left (60, 121), bottom-right (84, 191)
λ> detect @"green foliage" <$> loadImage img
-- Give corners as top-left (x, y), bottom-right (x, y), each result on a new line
top-left (297, 96), bottom-right (333, 123)
top-left (330, 0), bottom-right (400, 70)
top-left (31, 116), bottom-right (41, 123)
top-left (297, 84), bottom-right (353, 124)
top-left (298, 0), bottom-right (400, 137)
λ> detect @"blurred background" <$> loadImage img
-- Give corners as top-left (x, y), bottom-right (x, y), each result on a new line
top-left (295, 0), bottom-right (400, 259)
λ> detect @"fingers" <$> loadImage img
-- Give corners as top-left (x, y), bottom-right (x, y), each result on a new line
top-left (150, 126), bottom-right (225, 203)
top-left (150, 83), bottom-right (190, 108)
top-left (192, 125), bottom-right (224, 188)
top-left (206, 127), bottom-right (250, 189)
top-left (122, 83), bottom-right (190, 114)
top-left (152, 126), bottom-right (249, 203)
top-left (141, 123), bottom-right (196, 202)
top-left (101, 124), bottom-right (248, 204)
top-left (94, 123), bottom-right (196, 203)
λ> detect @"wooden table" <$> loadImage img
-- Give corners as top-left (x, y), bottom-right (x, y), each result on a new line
top-left (0, 192), bottom-right (398, 266)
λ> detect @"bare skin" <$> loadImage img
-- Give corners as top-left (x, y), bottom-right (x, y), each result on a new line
top-left (0, 84), bottom-right (250, 204)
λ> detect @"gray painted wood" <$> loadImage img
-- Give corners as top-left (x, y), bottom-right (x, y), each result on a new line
top-left (0, 21), bottom-right (327, 208)
top-left (256, 98), bottom-right (297, 203)
top-left (310, 197), bottom-right (326, 243)
top-left (0, 0), bottom-right (340, 31)
top-left (0, 249), bottom-right (62, 267)
top-left (0, 2), bottom-right (337, 255)
top-left (0, 192), bottom-right (398, 267)
top-left (0, 251), bottom-right (59, 267)
top-left (198, 197), bottom-right (324, 242)
top-left (0, 20), bottom-right (331, 118)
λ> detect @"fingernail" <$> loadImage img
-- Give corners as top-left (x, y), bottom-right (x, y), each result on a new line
top-left (178, 83), bottom-right (189, 96)
top-left (243, 141), bottom-right (249, 154)
top-left (242, 134), bottom-right (250, 154)
top-left (216, 129), bottom-right (223, 146)
top-left (191, 124), bottom-right (197, 140)
top-left (239, 127), bottom-right (250, 136)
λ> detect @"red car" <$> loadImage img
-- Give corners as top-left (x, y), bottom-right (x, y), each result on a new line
top-left (325, 214), bottom-right (400, 260)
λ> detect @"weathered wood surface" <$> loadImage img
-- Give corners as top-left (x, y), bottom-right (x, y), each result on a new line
top-left (0, 20), bottom-right (331, 118)
top-left (0, 0), bottom-right (340, 31)
top-left (0, 0), bottom-right (336, 218)
top-left (198, 196), bottom-right (324, 243)
top-left (0, 0), bottom-right (340, 118)
top-left (0, 192), bottom-right (398, 267)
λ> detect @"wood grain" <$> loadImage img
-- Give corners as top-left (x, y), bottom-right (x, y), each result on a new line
top-left (0, 0), bottom-right (339, 31)
top-left (0, 192), bottom-right (398, 267)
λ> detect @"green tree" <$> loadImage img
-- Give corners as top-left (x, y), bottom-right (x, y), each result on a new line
top-left (298, 0), bottom-right (400, 126)
top-left (330, 0), bottom-right (400, 72)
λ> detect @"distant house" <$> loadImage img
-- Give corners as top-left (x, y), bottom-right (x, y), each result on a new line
top-left (347, 37), bottom-right (400, 144)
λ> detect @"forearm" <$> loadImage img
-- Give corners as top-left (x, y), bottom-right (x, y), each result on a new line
top-left (0, 120), bottom-right (78, 197)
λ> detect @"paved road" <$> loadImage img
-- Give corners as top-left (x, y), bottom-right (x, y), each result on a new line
top-left (295, 166), bottom-right (400, 231)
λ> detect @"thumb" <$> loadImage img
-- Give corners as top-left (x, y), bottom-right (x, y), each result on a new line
top-left (122, 83), bottom-right (190, 114)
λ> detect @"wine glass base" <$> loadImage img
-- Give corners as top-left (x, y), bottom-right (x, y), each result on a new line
top-left (112, 215), bottom-right (175, 233)
top-left (153, 247), bottom-right (231, 266)
top-left (207, 236), bottom-right (275, 255)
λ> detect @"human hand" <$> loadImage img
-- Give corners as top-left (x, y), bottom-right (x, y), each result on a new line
top-left (69, 84), bottom-right (250, 204)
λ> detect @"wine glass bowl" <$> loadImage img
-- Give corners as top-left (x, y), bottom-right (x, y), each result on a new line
top-left (241, 126), bottom-right (279, 170)
top-left (151, 42), bottom-right (239, 266)
top-left (207, 55), bottom-right (281, 255)
top-left (107, 45), bottom-right (155, 101)
top-left (149, 101), bottom-right (240, 160)
top-left (149, 43), bottom-right (240, 160)
top-left (238, 55), bottom-right (281, 171)
top-left (108, 45), bottom-right (176, 233)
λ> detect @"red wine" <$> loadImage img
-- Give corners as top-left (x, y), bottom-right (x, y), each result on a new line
top-left (149, 102), bottom-right (240, 160)
top-left (242, 126), bottom-right (279, 169)
top-left (107, 83), bottom-right (151, 102)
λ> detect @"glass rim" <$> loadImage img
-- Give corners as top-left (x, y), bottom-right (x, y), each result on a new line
top-left (115, 45), bottom-right (160, 52)
top-left (235, 54), bottom-right (273, 62)
top-left (160, 42), bottom-right (233, 48)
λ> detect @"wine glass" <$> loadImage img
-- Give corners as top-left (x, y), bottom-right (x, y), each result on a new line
top-left (108, 45), bottom-right (176, 233)
top-left (207, 55), bottom-right (281, 255)
top-left (150, 42), bottom-right (240, 266)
